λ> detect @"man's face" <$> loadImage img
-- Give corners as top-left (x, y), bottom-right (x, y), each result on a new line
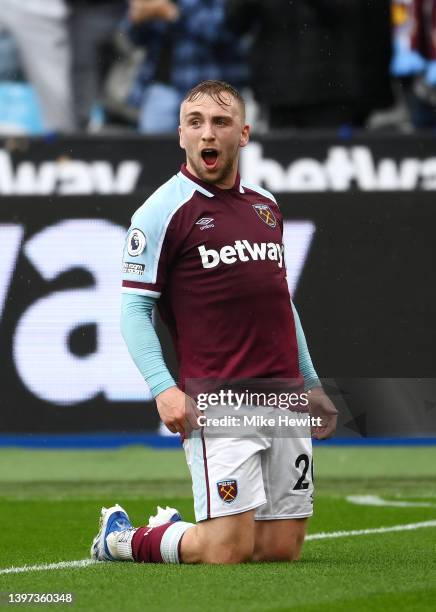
top-left (179, 93), bottom-right (250, 189)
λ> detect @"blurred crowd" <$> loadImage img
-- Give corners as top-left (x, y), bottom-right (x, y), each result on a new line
top-left (0, 0), bottom-right (435, 134)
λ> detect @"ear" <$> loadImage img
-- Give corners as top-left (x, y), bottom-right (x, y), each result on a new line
top-left (239, 124), bottom-right (250, 148)
top-left (179, 125), bottom-right (185, 150)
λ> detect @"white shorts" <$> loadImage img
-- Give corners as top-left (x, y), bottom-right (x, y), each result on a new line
top-left (183, 409), bottom-right (314, 522)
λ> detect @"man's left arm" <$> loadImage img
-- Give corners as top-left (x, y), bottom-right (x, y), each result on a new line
top-left (292, 301), bottom-right (338, 439)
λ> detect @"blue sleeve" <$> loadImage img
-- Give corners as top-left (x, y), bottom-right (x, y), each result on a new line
top-left (121, 293), bottom-right (176, 398)
top-left (291, 301), bottom-right (321, 391)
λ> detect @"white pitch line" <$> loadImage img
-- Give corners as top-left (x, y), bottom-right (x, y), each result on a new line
top-left (1, 520), bottom-right (436, 575)
top-left (0, 559), bottom-right (98, 575)
top-left (305, 519), bottom-right (436, 541)
top-left (346, 494), bottom-right (436, 508)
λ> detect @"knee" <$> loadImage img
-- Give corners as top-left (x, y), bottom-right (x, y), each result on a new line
top-left (206, 540), bottom-right (254, 564)
top-left (190, 511), bottom-right (256, 564)
top-left (268, 544), bottom-right (300, 562)
top-left (253, 546), bottom-right (288, 562)
top-left (254, 535), bottom-right (305, 562)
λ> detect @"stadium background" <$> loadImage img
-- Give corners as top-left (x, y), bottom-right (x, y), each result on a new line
top-left (0, 134), bottom-right (434, 441)
top-left (1, 2), bottom-right (435, 609)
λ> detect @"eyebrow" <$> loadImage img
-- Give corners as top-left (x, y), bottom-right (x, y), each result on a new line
top-left (184, 111), bottom-right (233, 120)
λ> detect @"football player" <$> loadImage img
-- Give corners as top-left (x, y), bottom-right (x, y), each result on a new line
top-left (91, 80), bottom-right (337, 564)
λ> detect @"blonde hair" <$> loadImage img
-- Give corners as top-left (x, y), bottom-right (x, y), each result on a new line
top-left (183, 80), bottom-right (245, 119)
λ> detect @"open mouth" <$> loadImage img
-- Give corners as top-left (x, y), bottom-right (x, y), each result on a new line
top-left (201, 149), bottom-right (219, 168)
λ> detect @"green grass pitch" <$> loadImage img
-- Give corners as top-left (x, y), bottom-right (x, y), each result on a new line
top-left (0, 446), bottom-right (435, 611)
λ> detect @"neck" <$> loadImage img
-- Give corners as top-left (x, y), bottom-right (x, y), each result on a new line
top-left (186, 161), bottom-right (238, 190)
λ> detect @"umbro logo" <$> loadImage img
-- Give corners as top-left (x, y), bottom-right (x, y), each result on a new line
top-left (196, 217), bottom-right (215, 230)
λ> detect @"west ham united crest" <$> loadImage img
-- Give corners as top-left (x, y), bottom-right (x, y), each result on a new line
top-left (217, 479), bottom-right (238, 504)
top-left (252, 203), bottom-right (277, 228)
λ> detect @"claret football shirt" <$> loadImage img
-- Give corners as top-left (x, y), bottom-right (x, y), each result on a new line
top-left (122, 164), bottom-right (302, 391)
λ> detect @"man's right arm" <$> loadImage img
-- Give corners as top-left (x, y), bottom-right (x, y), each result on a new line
top-left (121, 293), bottom-right (175, 397)
top-left (121, 293), bottom-right (201, 435)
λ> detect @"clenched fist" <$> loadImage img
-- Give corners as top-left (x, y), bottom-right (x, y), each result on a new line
top-left (156, 386), bottom-right (203, 437)
top-left (308, 386), bottom-right (338, 440)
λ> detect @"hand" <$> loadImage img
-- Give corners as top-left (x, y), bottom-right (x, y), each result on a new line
top-left (156, 386), bottom-right (203, 436)
top-left (308, 386), bottom-right (338, 440)
top-left (128, 0), bottom-right (179, 24)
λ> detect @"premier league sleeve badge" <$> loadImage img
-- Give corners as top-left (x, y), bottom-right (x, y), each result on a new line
top-left (127, 228), bottom-right (147, 256)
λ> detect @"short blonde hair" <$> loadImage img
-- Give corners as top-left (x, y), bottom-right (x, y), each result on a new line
top-left (182, 80), bottom-right (245, 119)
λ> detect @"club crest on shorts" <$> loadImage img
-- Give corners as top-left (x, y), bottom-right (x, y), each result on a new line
top-left (217, 479), bottom-right (238, 504)
top-left (252, 203), bottom-right (276, 228)
top-left (127, 228), bottom-right (146, 256)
